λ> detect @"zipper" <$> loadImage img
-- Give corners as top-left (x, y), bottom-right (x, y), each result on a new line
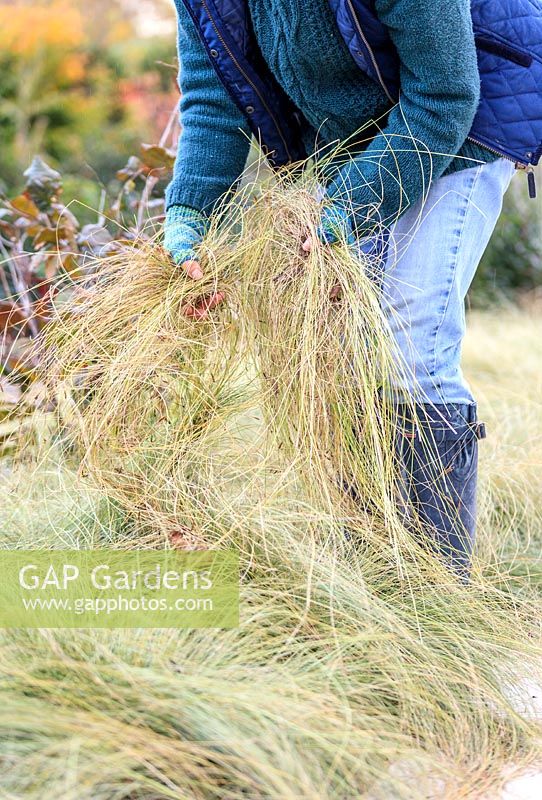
top-left (200, 0), bottom-right (293, 162)
top-left (467, 135), bottom-right (537, 198)
top-left (346, 0), bottom-right (396, 105)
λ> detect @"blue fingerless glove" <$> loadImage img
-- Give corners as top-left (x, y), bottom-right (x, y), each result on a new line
top-left (164, 205), bottom-right (209, 266)
top-left (316, 203), bottom-right (357, 247)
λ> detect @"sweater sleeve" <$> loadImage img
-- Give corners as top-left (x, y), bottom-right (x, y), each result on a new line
top-left (326, 0), bottom-right (481, 233)
top-left (165, 3), bottom-right (252, 214)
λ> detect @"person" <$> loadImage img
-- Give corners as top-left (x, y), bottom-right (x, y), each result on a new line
top-left (163, 0), bottom-right (539, 576)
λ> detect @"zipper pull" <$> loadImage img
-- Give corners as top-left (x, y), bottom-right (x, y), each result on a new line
top-left (527, 166), bottom-right (537, 199)
top-left (516, 163), bottom-right (537, 199)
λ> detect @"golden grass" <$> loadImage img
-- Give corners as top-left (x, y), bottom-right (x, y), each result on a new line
top-left (0, 169), bottom-right (541, 798)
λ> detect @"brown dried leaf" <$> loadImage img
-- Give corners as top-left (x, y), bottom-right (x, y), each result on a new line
top-left (33, 227), bottom-right (61, 248)
top-left (140, 143), bottom-right (176, 170)
top-left (9, 193), bottom-right (40, 219)
top-left (0, 301), bottom-right (26, 332)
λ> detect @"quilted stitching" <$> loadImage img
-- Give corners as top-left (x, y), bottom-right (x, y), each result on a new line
top-left (181, 0), bottom-right (542, 167)
top-left (346, 0), bottom-right (542, 164)
top-left (216, 0), bottom-right (248, 52)
top-left (470, 0), bottom-right (542, 163)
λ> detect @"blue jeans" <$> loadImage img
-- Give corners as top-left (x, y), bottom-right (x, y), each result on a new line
top-left (355, 159), bottom-right (515, 575)
top-left (380, 158), bottom-right (515, 404)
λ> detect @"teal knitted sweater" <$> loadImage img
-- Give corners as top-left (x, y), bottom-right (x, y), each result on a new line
top-left (166, 0), bottom-right (496, 231)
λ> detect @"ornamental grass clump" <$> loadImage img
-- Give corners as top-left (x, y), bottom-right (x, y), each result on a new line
top-left (43, 170), bottom-right (410, 556)
top-left (10, 165), bottom-right (541, 797)
top-left (1, 522), bottom-right (542, 799)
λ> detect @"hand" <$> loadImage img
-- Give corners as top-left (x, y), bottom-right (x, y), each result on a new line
top-left (302, 202), bottom-right (356, 253)
top-left (301, 202), bottom-right (356, 301)
top-left (164, 204), bottom-right (225, 320)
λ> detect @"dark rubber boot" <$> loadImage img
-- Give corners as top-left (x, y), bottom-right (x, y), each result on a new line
top-left (394, 402), bottom-right (486, 579)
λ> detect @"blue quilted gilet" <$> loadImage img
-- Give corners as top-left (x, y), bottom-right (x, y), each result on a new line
top-left (178, 0), bottom-right (542, 174)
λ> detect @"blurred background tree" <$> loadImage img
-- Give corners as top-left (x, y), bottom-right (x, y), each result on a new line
top-left (470, 173), bottom-right (542, 307)
top-left (0, 0), bottom-right (177, 212)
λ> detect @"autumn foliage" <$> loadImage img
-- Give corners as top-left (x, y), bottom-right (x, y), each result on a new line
top-left (0, 0), bottom-right (177, 194)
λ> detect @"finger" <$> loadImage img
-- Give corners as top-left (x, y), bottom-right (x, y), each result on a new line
top-left (204, 290), bottom-right (226, 310)
top-left (330, 283), bottom-right (342, 301)
top-left (302, 236), bottom-right (313, 253)
top-left (182, 259), bottom-right (204, 281)
top-left (183, 291), bottom-right (226, 320)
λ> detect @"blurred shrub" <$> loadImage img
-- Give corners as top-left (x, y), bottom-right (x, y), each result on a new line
top-left (0, 131), bottom-right (178, 448)
top-left (470, 170), bottom-right (542, 307)
top-left (0, 131), bottom-right (175, 406)
top-left (0, 0), bottom-right (177, 196)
